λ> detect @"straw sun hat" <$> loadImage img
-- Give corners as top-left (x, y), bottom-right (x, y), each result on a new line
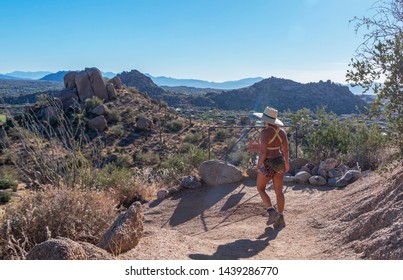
top-left (253, 107), bottom-right (284, 126)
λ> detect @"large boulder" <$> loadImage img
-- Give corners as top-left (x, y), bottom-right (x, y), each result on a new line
top-left (98, 202), bottom-right (144, 255)
top-left (26, 238), bottom-right (87, 260)
top-left (328, 168), bottom-right (343, 178)
top-left (58, 88), bottom-right (78, 109)
top-left (199, 160), bottom-right (244, 186)
top-left (75, 70), bottom-right (94, 101)
top-left (26, 238), bottom-right (113, 260)
top-left (64, 71), bottom-right (77, 89)
top-left (136, 117), bottom-right (153, 130)
top-left (289, 158), bottom-right (309, 175)
top-left (106, 83), bottom-right (117, 100)
top-left (319, 158), bottom-right (338, 171)
top-left (88, 116), bottom-right (107, 131)
top-left (86, 67), bottom-right (108, 100)
top-left (336, 170), bottom-right (362, 187)
top-left (110, 76), bottom-right (123, 90)
top-left (77, 242), bottom-right (113, 260)
top-left (180, 176), bottom-right (202, 189)
top-left (91, 104), bottom-right (108, 116)
top-left (295, 171), bottom-right (311, 184)
top-left (309, 176), bottom-right (327, 186)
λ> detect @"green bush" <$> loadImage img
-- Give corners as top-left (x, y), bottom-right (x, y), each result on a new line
top-left (184, 131), bottom-right (203, 144)
top-left (85, 96), bottom-right (103, 111)
top-left (160, 146), bottom-right (208, 175)
top-left (108, 124), bottom-right (125, 137)
top-left (287, 107), bottom-right (388, 169)
top-left (107, 108), bottom-right (122, 123)
top-left (0, 192), bottom-right (11, 203)
top-left (164, 119), bottom-right (184, 133)
top-left (0, 179), bottom-right (17, 190)
top-left (93, 165), bottom-right (139, 207)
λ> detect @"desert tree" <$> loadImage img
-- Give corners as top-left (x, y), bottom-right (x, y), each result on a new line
top-left (346, 0), bottom-right (403, 154)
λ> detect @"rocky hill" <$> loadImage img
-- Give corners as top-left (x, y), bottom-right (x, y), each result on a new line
top-left (40, 71), bottom-right (70, 82)
top-left (117, 70), bottom-right (168, 100)
top-left (116, 70), bottom-right (368, 114)
top-left (207, 77), bottom-right (368, 114)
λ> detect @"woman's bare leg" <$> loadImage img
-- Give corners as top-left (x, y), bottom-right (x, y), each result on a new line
top-left (272, 173), bottom-right (285, 213)
top-left (257, 172), bottom-right (272, 208)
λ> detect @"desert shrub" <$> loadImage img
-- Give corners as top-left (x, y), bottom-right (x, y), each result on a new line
top-left (107, 107), bottom-right (122, 123)
top-left (227, 150), bottom-right (252, 168)
top-left (288, 107), bottom-right (388, 169)
top-left (0, 186), bottom-right (116, 259)
top-left (160, 146), bottom-right (208, 175)
top-left (134, 152), bottom-right (160, 165)
top-left (94, 165), bottom-right (157, 206)
top-left (215, 129), bottom-right (231, 142)
top-left (115, 154), bottom-right (133, 168)
top-left (108, 124), bottom-right (125, 138)
top-left (85, 96), bottom-right (103, 111)
top-left (164, 119), bottom-right (184, 133)
top-left (184, 131), bottom-right (203, 144)
top-left (94, 165), bottom-right (137, 207)
top-left (0, 178), bottom-right (17, 190)
top-left (0, 192), bottom-right (11, 203)
top-left (178, 143), bottom-right (195, 153)
top-left (123, 108), bottom-right (137, 125)
top-left (0, 101), bottom-right (104, 188)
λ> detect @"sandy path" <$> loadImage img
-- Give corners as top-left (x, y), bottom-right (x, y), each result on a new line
top-left (122, 178), bottom-right (358, 260)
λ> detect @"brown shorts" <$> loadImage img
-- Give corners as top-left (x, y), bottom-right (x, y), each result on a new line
top-left (263, 156), bottom-right (285, 178)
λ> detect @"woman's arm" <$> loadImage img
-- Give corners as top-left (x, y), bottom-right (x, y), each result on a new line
top-left (281, 129), bottom-right (289, 173)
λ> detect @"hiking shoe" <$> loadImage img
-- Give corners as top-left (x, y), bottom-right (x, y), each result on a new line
top-left (266, 207), bottom-right (281, 225)
top-left (274, 214), bottom-right (286, 228)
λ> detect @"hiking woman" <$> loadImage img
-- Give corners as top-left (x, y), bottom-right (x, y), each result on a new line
top-left (254, 107), bottom-right (289, 226)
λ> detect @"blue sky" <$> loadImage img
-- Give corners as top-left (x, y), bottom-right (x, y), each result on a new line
top-left (0, 0), bottom-right (375, 83)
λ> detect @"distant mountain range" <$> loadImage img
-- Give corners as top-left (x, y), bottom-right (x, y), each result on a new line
top-left (0, 74), bottom-right (21, 80)
top-left (5, 71), bottom-right (52, 80)
top-left (146, 74), bottom-right (264, 90)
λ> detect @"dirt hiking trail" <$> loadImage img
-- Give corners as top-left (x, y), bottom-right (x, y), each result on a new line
top-left (122, 166), bottom-right (403, 260)
top-left (122, 176), bottom-right (374, 260)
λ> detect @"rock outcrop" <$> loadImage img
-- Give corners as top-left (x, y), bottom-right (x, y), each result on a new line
top-left (199, 160), bottom-right (243, 186)
top-left (98, 202), bottom-right (144, 255)
top-left (26, 237), bottom-right (113, 260)
top-left (88, 116), bottom-right (107, 131)
top-left (57, 68), bottom-right (122, 108)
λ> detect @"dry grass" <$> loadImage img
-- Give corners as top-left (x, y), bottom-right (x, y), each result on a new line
top-left (0, 185), bottom-right (117, 260)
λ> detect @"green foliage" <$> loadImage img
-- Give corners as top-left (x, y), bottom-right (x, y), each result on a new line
top-left (108, 124), bottom-right (125, 137)
top-left (287, 108), bottom-right (388, 170)
top-left (115, 154), bottom-right (133, 168)
top-left (93, 165), bottom-right (139, 207)
top-left (184, 131), bottom-right (203, 144)
top-left (0, 178), bottom-right (17, 190)
top-left (134, 152), bottom-right (160, 165)
top-left (0, 114), bottom-right (6, 123)
top-left (215, 129), bottom-right (231, 142)
top-left (107, 107), bottom-right (122, 123)
top-left (164, 119), bottom-right (184, 133)
top-left (160, 146), bottom-right (208, 175)
top-left (346, 0), bottom-right (403, 154)
top-left (0, 192), bottom-right (11, 203)
top-left (85, 96), bottom-right (103, 111)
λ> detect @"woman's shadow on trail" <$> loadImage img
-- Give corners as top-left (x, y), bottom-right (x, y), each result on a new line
top-left (189, 226), bottom-right (284, 260)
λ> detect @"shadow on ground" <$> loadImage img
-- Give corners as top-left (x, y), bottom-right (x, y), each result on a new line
top-left (168, 182), bottom-right (242, 227)
top-left (189, 226), bottom-right (284, 260)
